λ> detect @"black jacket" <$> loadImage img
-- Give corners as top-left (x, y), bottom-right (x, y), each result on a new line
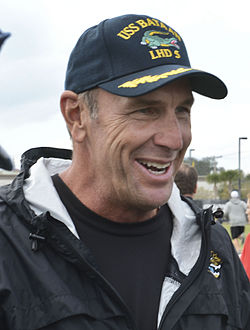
top-left (0, 147), bottom-right (249, 330)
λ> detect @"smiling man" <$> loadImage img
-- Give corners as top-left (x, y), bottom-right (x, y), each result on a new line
top-left (0, 14), bottom-right (249, 330)
top-left (60, 79), bottom-right (193, 222)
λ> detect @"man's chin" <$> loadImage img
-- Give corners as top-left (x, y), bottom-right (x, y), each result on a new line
top-left (138, 194), bottom-right (171, 212)
top-left (125, 181), bottom-right (174, 213)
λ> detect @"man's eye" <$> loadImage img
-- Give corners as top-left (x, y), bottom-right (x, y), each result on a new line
top-left (137, 108), bottom-right (158, 116)
top-left (176, 106), bottom-right (191, 117)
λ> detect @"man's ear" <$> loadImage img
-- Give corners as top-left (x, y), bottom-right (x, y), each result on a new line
top-left (60, 91), bottom-right (87, 142)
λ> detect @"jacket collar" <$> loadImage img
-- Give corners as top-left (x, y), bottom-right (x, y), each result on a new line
top-left (21, 148), bottom-right (202, 275)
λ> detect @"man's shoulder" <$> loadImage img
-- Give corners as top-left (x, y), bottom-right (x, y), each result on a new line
top-left (210, 221), bottom-right (231, 241)
top-left (181, 195), bottom-right (203, 214)
top-left (209, 223), bottom-right (249, 283)
top-left (0, 180), bottom-right (26, 230)
top-left (208, 222), bottom-right (235, 259)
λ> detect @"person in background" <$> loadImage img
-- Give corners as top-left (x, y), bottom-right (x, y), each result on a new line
top-left (246, 192), bottom-right (250, 222)
top-left (0, 29), bottom-right (10, 51)
top-left (0, 145), bottom-right (13, 171)
top-left (174, 162), bottom-right (203, 208)
top-left (0, 31), bottom-right (13, 171)
top-left (224, 190), bottom-right (248, 254)
top-left (174, 163), bottom-right (198, 200)
top-left (241, 192), bottom-right (250, 280)
top-left (0, 14), bottom-right (249, 330)
top-left (241, 233), bottom-right (250, 281)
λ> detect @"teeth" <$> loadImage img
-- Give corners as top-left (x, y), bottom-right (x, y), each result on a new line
top-left (139, 161), bottom-right (170, 175)
top-left (148, 168), bottom-right (166, 175)
top-left (140, 161), bottom-right (170, 169)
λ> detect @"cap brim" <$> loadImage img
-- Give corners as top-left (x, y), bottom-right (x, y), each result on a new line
top-left (99, 64), bottom-right (227, 99)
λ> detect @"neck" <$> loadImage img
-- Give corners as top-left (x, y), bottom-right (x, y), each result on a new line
top-left (59, 170), bottom-right (158, 224)
top-left (184, 193), bottom-right (193, 199)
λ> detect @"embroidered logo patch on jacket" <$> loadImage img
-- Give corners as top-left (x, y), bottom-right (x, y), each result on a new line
top-left (208, 251), bottom-right (222, 278)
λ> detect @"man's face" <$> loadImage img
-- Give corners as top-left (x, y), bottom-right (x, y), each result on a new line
top-left (83, 79), bottom-right (193, 219)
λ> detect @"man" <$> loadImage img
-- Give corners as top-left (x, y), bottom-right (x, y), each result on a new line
top-left (174, 163), bottom-right (204, 208)
top-left (0, 145), bottom-right (13, 171)
top-left (174, 163), bottom-right (198, 199)
top-left (224, 190), bottom-right (248, 254)
top-left (241, 233), bottom-right (250, 281)
top-left (0, 30), bottom-right (13, 171)
top-left (0, 29), bottom-right (10, 51)
top-left (0, 14), bottom-right (249, 329)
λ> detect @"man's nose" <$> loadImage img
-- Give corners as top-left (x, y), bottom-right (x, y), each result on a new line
top-left (153, 115), bottom-right (184, 151)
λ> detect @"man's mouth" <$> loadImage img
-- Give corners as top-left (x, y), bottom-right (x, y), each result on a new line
top-left (138, 160), bottom-right (171, 175)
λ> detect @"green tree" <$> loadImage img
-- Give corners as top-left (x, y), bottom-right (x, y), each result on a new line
top-left (218, 182), bottom-right (230, 200)
top-left (219, 170), bottom-right (238, 195)
top-left (245, 174), bottom-right (250, 181)
top-left (241, 172), bottom-right (250, 199)
top-left (206, 172), bottom-right (221, 199)
top-left (184, 157), bottom-right (219, 175)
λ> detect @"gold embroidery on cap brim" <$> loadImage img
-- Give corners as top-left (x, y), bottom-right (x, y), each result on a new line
top-left (118, 67), bottom-right (193, 88)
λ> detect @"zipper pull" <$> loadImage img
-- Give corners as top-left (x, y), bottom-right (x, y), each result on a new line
top-left (29, 233), bottom-right (46, 252)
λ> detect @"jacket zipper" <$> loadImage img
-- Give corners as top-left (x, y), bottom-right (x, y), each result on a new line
top-left (158, 207), bottom-right (212, 329)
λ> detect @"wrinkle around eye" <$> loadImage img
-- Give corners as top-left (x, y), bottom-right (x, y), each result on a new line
top-left (131, 107), bottom-right (161, 119)
top-left (175, 106), bottom-right (191, 119)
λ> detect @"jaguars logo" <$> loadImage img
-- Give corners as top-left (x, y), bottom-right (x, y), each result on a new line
top-left (208, 251), bottom-right (222, 279)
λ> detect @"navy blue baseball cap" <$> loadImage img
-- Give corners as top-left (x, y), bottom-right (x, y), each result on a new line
top-left (65, 14), bottom-right (227, 99)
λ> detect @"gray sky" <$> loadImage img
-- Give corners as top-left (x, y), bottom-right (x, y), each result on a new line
top-left (1, 0), bottom-right (250, 173)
